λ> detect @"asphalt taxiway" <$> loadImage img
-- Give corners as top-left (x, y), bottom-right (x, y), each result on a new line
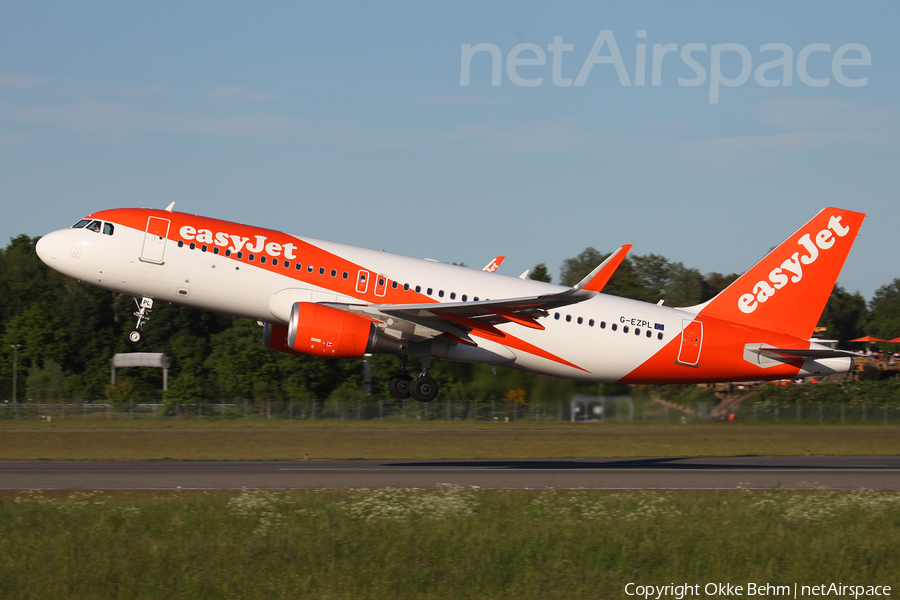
top-left (1, 456), bottom-right (899, 490)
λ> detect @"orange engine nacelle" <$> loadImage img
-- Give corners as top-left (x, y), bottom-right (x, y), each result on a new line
top-left (285, 302), bottom-right (374, 359)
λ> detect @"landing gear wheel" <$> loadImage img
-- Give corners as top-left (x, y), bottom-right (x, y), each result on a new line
top-left (127, 297), bottom-right (153, 346)
top-left (388, 373), bottom-right (412, 399)
top-left (410, 375), bottom-right (438, 403)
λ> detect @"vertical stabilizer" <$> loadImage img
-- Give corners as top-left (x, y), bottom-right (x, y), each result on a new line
top-left (696, 207), bottom-right (865, 339)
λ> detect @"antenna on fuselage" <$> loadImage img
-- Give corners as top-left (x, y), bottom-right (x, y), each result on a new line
top-left (164, 202), bottom-right (175, 212)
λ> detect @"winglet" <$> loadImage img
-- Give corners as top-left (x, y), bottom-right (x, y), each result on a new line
top-left (573, 245), bottom-right (633, 293)
top-left (482, 256), bottom-right (505, 272)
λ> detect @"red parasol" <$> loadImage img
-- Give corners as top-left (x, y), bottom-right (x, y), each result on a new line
top-left (888, 337), bottom-right (900, 343)
top-left (848, 336), bottom-right (885, 342)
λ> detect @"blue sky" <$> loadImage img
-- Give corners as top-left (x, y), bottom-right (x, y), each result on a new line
top-left (2, 1), bottom-right (897, 299)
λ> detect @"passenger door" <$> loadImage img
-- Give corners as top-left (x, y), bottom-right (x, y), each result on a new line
top-left (677, 319), bottom-right (703, 366)
top-left (141, 217), bottom-right (170, 264)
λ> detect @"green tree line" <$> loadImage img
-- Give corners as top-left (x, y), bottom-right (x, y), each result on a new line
top-left (1, 235), bottom-right (897, 403)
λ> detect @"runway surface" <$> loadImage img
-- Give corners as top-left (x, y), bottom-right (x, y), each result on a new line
top-left (2, 456), bottom-right (900, 490)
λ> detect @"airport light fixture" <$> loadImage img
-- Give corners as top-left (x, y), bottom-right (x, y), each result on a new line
top-left (9, 344), bottom-right (21, 403)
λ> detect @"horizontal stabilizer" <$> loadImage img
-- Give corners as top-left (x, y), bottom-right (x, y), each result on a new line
top-left (754, 347), bottom-right (856, 359)
top-left (744, 342), bottom-right (856, 366)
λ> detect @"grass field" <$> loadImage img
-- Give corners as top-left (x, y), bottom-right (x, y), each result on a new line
top-left (1, 424), bottom-right (900, 460)
top-left (2, 487), bottom-right (898, 600)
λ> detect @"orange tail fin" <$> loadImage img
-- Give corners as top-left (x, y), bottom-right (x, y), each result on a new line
top-left (696, 207), bottom-right (865, 339)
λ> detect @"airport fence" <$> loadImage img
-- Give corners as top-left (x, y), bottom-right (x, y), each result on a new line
top-left (1, 398), bottom-right (899, 424)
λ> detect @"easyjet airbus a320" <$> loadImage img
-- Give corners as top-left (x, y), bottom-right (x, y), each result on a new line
top-left (36, 206), bottom-right (864, 402)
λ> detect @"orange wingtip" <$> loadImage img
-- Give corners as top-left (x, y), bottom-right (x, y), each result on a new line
top-left (579, 244), bottom-right (633, 293)
top-left (482, 256), bottom-right (505, 272)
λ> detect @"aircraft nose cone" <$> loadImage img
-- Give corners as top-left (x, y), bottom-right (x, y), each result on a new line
top-left (35, 233), bottom-right (58, 266)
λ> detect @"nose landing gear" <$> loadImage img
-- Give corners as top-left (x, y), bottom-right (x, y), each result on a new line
top-left (126, 297), bottom-right (153, 345)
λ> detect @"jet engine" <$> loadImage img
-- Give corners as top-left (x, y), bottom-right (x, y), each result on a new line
top-left (263, 302), bottom-right (406, 359)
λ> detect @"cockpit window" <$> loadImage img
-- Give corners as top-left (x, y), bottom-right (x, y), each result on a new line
top-left (86, 220), bottom-right (102, 233)
top-left (102, 223), bottom-right (114, 235)
top-left (72, 219), bottom-right (91, 229)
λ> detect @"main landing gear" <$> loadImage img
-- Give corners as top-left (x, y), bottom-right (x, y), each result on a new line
top-left (388, 353), bottom-right (439, 403)
top-left (126, 297), bottom-right (153, 345)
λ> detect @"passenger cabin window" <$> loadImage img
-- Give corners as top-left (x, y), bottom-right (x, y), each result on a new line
top-left (102, 223), bottom-right (114, 235)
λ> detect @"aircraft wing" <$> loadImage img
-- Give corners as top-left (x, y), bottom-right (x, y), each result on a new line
top-left (323, 245), bottom-right (632, 343)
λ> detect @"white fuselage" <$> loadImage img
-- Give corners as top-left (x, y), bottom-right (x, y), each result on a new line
top-left (39, 206), bottom-right (860, 386)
